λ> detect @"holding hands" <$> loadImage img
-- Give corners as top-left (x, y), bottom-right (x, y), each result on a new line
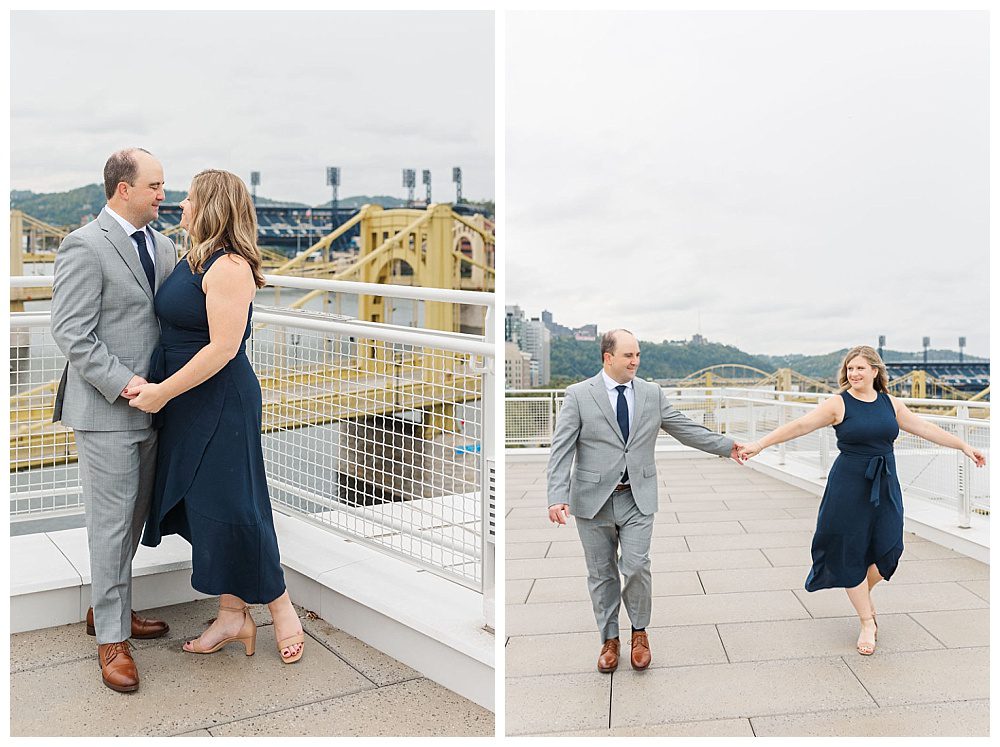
top-left (127, 382), bottom-right (171, 414)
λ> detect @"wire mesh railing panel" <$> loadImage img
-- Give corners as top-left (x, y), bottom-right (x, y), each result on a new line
top-left (250, 322), bottom-right (485, 589)
top-left (10, 321), bottom-right (82, 517)
top-left (504, 397), bottom-right (554, 446)
top-left (11, 305), bottom-right (489, 591)
top-left (504, 388), bottom-right (990, 526)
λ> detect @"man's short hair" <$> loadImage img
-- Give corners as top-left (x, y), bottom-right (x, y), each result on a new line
top-left (103, 148), bottom-right (152, 200)
top-left (600, 328), bottom-right (634, 360)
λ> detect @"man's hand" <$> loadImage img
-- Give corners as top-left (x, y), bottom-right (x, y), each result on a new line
top-left (122, 375), bottom-right (147, 400)
top-left (730, 442), bottom-right (749, 463)
top-left (548, 504), bottom-right (570, 525)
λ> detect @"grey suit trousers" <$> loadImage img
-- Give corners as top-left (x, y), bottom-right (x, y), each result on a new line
top-left (575, 486), bottom-right (654, 641)
top-left (75, 428), bottom-right (157, 643)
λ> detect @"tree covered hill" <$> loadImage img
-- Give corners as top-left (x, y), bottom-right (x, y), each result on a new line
top-left (550, 337), bottom-right (985, 382)
top-left (13, 185), bottom-right (495, 226)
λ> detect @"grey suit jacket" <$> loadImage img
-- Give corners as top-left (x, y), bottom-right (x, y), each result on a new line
top-left (51, 208), bottom-right (176, 431)
top-left (547, 373), bottom-right (734, 519)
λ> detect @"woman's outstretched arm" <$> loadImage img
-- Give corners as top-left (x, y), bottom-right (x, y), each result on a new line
top-left (741, 395), bottom-right (843, 459)
top-left (892, 397), bottom-right (987, 466)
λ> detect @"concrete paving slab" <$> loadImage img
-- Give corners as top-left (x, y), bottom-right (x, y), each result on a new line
top-left (720, 497), bottom-right (819, 510)
top-left (958, 579), bottom-right (989, 601)
top-left (507, 527), bottom-right (579, 544)
top-left (610, 657), bottom-right (873, 726)
top-left (845, 647), bottom-right (989, 707)
top-left (525, 571), bottom-right (703, 604)
top-left (717, 614), bottom-right (943, 662)
top-left (761, 546), bottom-right (814, 566)
top-left (543, 718), bottom-right (755, 737)
top-left (676, 508), bottom-right (796, 523)
top-left (651, 520), bottom-right (745, 536)
top-left (751, 699), bottom-right (989, 737)
top-left (506, 579), bottom-right (533, 605)
top-left (545, 535), bottom-right (689, 558)
top-left (739, 518), bottom-right (819, 533)
top-left (173, 729), bottom-right (213, 736)
top-left (793, 581), bottom-right (990, 618)
top-left (301, 614), bottom-right (420, 686)
top-left (505, 541), bottom-right (550, 559)
top-left (660, 499), bottom-right (731, 512)
top-left (890, 557), bottom-right (989, 584)
top-left (207, 678), bottom-right (493, 737)
top-left (909, 608), bottom-right (990, 648)
top-left (10, 629), bottom-right (374, 736)
top-left (505, 672), bottom-right (611, 735)
top-left (507, 556), bottom-right (588, 579)
top-left (784, 507), bottom-right (821, 518)
top-left (699, 566), bottom-right (813, 594)
top-left (647, 590), bottom-right (810, 627)
top-left (506, 601), bottom-right (631, 637)
top-left (505, 625), bottom-right (727, 677)
top-left (687, 531), bottom-right (815, 552)
top-left (901, 541), bottom-right (965, 560)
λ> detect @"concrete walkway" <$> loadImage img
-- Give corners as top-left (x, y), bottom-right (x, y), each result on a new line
top-left (11, 598), bottom-right (493, 737)
top-left (505, 452), bottom-right (989, 737)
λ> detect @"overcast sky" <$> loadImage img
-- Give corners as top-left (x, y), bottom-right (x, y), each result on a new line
top-left (11, 10), bottom-right (493, 204)
top-left (507, 11), bottom-right (988, 358)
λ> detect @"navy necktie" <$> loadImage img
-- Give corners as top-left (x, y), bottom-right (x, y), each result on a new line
top-left (132, 230), bottom-right (155, 292)
top-left (616, 384), bottom-right (630, 483)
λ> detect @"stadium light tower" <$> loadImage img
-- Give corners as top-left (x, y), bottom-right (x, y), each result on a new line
top-left (402, 169), bottom-right (416, 207)
top-left (250, 171), bottom-right (260, 206)
top-left (922, 336), bottom-right (930, 364)
top-left (326, 166), bottom-right (340, 235)
top-left (422, 169), bottom-right (432, 204)
top-left (959, 336), bottom-right (966, 363)
top-left (452, 166), bottom-right (463, 204)
top-left (878, 335), bottom-right (885, 360)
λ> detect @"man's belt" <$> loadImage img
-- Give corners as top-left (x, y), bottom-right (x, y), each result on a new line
top-left (613, 483), bottom-right (631, 492)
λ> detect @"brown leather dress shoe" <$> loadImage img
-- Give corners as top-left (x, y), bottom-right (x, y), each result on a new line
top-left (86, 608), bottom-right (169, 640)
top-left (630, 630), bottom-right (651, 670)
top-left (597, 638), bottom-right (620, 673)
top-left (98, 641), bottom-right (139, 693)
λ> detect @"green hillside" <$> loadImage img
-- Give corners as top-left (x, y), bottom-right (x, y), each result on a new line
top-left (550, 337), bottom-right (985, 382)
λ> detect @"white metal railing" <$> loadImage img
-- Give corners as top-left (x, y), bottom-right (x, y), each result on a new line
top-left (11, 275), bottom-right (495, 595)
top-left (506, 386), bottom-right (989, 528)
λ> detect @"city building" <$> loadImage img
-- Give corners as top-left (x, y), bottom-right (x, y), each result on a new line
top-left (505, 342), bottom-right (532, 389)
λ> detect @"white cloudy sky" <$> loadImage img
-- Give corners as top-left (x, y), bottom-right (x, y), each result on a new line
top-left (507, 11), bottom-right (988, 357)
top-left (11, 10), bottom-right (493, 204)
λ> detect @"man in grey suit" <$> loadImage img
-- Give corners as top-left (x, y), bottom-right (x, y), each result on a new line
top-left (51, 148), bottom-right (176, 692)
top-left (547, 329), bottom-right (744, 672)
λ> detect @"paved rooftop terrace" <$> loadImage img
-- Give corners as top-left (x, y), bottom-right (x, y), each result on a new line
top-left (11, 598), bottom-right (494, 737)
top-left (505, 452), bottom-right (989, 737)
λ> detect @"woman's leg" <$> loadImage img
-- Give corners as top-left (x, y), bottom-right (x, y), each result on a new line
top-left (845, 580), bottom-right (877, 652)
top-left (866, 564), bottom-right (883, 615)
top-left (183, 593), bottom-right (251, 652)
top-left (267, 590), bottom-right (303, 659)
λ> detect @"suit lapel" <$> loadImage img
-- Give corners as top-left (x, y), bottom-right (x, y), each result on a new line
top-left (628, 379), bottom-right (647, 445)
top-left (589, 372), bottom-right (625, 445)
top-left (98, 209), bottom-right (154, 301)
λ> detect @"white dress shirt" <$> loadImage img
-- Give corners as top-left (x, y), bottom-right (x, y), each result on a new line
top-left (105, 205), bottom-right (156, 270)
top-left (601, 369), bottom-right (635, 434)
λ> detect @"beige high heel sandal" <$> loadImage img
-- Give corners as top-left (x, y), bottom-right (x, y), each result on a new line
top-left (857, 616), bottom-right (877, 656)
top-left (276, 628), bottom-right (305, 664)
top-left (184, 603), bottom-right (256, 656)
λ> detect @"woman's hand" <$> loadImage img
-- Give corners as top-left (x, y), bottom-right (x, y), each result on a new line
top-left (963, 445), bottom-right (987, 467)
top-left (740, 441), bottom-right (764, 460)
top-left (127, 382), bottom-right (170, 414)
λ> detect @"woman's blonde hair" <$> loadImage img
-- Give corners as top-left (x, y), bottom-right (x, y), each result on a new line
top-left (837, 345), bottom-right (890, 392)
top-left (185, 169), bottom-right (265, 288)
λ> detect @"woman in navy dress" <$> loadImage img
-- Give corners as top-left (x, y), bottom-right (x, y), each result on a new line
top-left (741, 346), bottom-right (984, 655)
top-left (129, 170), bottom-right (304, 663)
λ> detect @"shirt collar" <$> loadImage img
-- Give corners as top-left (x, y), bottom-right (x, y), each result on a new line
top-left (104, 205), bottom-right (148, 239)
top-left (601, 370), bottom-right (633, 392)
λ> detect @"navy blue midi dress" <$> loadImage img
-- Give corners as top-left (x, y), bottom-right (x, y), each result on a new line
top-left (141, 249), bottom-right (286, 604)
top-left (804, 390), bottom-right (904, 592)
